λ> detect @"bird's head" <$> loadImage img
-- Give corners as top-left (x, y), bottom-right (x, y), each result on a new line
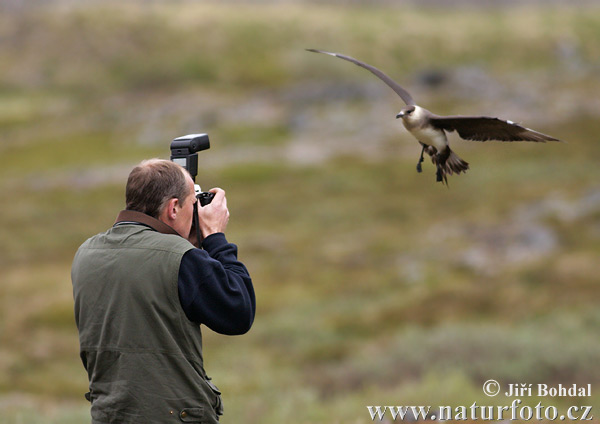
top-left (396, 105), bottom-right (416, 121)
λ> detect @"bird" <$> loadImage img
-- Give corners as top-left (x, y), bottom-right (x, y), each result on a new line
top-left (307, 49), bottom-right (562, 185)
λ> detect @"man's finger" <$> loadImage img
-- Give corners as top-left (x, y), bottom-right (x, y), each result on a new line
top-left (208, 188), bottom-right (226, 202)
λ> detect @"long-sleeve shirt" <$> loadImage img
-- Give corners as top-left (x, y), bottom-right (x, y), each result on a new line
top-left (177, 232), bottom-right (255, 335)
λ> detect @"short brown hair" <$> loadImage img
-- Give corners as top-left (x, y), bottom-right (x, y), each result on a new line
top-left (125, 159), bottom-right (191, 218)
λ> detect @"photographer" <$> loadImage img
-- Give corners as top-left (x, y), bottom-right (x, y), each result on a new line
top-left (71, 158), bottom-right (255, 423)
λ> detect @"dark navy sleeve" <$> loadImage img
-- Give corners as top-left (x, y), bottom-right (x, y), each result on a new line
top-left (177, 233), bottom-right (256, 335)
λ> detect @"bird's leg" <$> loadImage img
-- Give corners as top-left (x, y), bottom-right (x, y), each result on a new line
top-left (436, 165), bottom-right (443, 182)
top-left (416, 143), bottom-right (426, 173)
top-left (434, 148), bottom-right (451, 185)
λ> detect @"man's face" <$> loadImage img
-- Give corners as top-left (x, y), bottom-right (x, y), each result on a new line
top-left (172, 173), bottom-right (197, 238)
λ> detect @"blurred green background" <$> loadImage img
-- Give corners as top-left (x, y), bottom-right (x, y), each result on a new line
top-left (1, 1), bottom-right (599, 423)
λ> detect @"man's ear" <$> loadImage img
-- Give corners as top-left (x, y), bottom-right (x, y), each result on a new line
top-left (161, 198), bottom-right (180, 223)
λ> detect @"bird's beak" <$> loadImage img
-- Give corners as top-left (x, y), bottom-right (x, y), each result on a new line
top-left (396, 112), bottom-right (404, 119)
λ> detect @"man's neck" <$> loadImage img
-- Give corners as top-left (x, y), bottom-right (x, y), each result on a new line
top-left (114, 210), bottom-right (180, 236)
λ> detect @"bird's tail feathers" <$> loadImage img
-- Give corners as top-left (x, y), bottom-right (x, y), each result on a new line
top-left (445, 149), bottom-right (469, 175)
top-left (432, 148), bottom-right (469, 185)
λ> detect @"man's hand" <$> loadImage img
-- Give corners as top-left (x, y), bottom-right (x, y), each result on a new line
top-left (197, 188), bottom-right (229, 239)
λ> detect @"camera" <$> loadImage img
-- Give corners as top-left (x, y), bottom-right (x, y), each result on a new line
top-left (170, 133), bottom-right (215, 206)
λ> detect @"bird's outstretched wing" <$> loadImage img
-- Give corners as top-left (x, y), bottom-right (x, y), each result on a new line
top-left (307, 49), bottom-right (416, 106)
top-left (429, 115), bottom-right (562, 142)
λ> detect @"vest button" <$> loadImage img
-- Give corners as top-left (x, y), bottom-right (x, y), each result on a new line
top-left (181, 411), bottom-right (188, 418)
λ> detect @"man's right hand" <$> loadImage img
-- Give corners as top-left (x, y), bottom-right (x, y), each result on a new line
top-left (197, 188), bottom-right (229, 239)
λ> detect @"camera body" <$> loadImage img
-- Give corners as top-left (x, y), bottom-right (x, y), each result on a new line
top-left (170, 133), bottom-right (214, 206)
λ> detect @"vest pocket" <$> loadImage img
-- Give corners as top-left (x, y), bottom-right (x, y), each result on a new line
top-left (179, 407), bottom-right (203, 422)
top-left (205, 376), bottom-right (224, 417)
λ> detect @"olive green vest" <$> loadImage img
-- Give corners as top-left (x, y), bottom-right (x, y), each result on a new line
top-left (72, 220), bottom-right (223, 423)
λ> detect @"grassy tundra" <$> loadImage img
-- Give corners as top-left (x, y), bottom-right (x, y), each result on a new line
top-left (1, 2), bottom-right (599, 422)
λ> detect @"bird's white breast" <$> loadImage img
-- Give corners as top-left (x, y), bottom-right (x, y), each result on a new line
top-left (411, 126), bottom-right (447, 150)
top-left (403, 106), bottom-right (448, 151)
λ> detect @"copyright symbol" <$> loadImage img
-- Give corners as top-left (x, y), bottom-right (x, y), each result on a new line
top-left (483, 379), bottom-right (500, 397)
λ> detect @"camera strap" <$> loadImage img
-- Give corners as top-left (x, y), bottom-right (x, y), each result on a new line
top-left (193, 201), bottom-right (202, 248)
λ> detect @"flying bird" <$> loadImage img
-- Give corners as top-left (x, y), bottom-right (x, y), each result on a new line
top-left (307, 49), bottom-right (562, 185)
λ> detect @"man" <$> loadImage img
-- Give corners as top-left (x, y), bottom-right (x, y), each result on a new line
top-left (72, 159), bottom-right (256, 423)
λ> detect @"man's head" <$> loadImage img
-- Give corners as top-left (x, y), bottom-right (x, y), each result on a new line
top-left (126, 159), bottom-right (196, 237)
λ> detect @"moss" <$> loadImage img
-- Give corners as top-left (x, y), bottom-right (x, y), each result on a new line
top-left (1, 3), bottom-right (599, 422)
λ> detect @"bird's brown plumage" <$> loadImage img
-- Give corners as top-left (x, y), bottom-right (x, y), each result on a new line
top-left (307, 48), bottom-right (562, 184)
